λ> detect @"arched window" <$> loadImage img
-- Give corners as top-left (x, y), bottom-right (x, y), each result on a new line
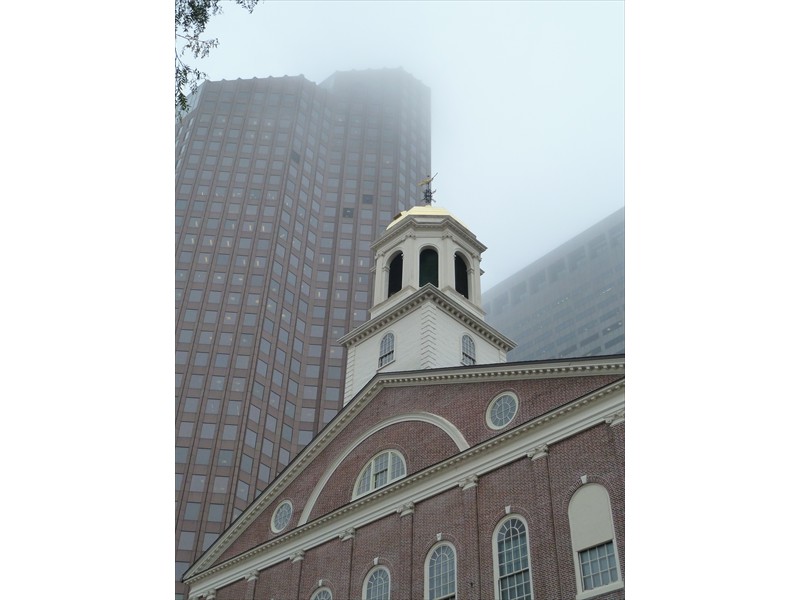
top-left (419, 248), bottom-right (439, 287)
top-left (426, 543), bottom-right (456, 600)
top-left (568, 484), bottom-right (622, 597)
top-left (461, 334), bottom-right (476, 365)
top-left (311, 589), bottom-right (333, 600)
top-left (388, 252), bottom-right (403, 297)
top-left (379, 332), bottom-right (395, 367)
top-left (363, 566), bottom-right (391, 600)
top-left (454, 253), bottom-right (469, 298)
top-left (353, 450), bottom-right (406, 499)
top-left (495, 517), bottom-right (533, 600)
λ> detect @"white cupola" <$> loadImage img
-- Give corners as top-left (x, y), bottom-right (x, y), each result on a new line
top-left (338, 186), bottom-right (516, 404)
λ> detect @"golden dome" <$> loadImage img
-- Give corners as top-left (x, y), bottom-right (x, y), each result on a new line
top-left (385, 205), bottom-right (467, 230)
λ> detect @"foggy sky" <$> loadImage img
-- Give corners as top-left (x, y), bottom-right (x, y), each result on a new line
top-left (195, 0), bottom-right (624, 290)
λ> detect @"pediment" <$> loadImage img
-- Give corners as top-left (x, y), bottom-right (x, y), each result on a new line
top-left (184, 355), bottom-right (624, 584)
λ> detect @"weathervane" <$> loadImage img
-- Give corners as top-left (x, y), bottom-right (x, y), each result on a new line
top-left (417, 173), bottom-right (438, 205)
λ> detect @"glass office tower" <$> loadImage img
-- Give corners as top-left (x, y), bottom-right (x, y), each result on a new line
top-left (175, 69), bottom-right (431, 597)
top-left (483, 208), bottom-right (624, 361)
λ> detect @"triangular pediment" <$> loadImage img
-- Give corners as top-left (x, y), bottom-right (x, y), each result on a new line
top-left (183, 355), bottom-right (624, 586)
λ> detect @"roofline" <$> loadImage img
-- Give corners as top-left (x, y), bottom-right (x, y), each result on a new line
top-left (338, 283), bottom-right (516, 351)
top-left (183, 353), bottom-right (624, 579)
top-left (372, 212), bottom-right (487, 253)
top-left (184, 372), bottom-right (624, 588)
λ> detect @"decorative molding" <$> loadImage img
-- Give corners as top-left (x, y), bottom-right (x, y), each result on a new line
top-left (397, 501), bottom-right (415, 517)
top-left (339, 527), bottom-right (356, 541)
top-left (458, 474), bottom-right (478, 490)
top-left (245, 570), bottom-right (259, 582)
top-left (185, 371), bottom-right (623, 582)
top-left (527, 444), bottom-right (549, 461)
top-left (203, 591), bottom-right (216, 600)
top-left (339, 284), bottom-right (515, 352)
top-left (289, 550), bottom-right (305, 563)
top-left (605, 409), bottom-right (625, 426)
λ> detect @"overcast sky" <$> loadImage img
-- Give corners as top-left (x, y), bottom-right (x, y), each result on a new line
top-left (194, 0), bottom-right (624, 290)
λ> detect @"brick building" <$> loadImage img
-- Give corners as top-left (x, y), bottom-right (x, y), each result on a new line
top-left (184, 202), bottom-right (625, 600)
top-left (175, 69), bottom-right (432, 597)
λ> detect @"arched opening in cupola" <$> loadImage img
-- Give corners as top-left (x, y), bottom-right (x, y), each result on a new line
top-left (419, 248), bottom-right (439, 288)
top-left (454, 253), bottom-right (469, 298)
top-left (388, 252), bottom-right (403, 297)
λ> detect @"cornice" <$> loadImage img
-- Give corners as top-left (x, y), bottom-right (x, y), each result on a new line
top-left (372, 215), bottom-right (487, 254)
top-left (185, 355), bottom-right (624, 580)
top-left (338, 284), bottom-right (515, 351)
top-left (184, 378), bottom-right (624, 591)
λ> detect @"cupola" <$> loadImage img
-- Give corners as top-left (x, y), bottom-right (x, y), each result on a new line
top-left (338, 179), bottom-right (516, 403)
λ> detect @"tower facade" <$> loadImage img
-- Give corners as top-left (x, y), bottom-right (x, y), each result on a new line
top-left (483, 208), bottom-right (624, 361)
top-left (175, 69), bottom-right (431, 597)
top-left (340, 203), bottom-right (515, 402)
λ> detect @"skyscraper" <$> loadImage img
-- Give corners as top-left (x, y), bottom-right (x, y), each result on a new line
top-left (482, 208), bottom-right (624, 361)
top-left (175, 68), bottom-right (431, 597)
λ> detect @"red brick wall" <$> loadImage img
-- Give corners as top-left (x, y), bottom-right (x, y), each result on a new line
top-left (205, 373), bottom-right (624, 597)
top-left (210, 415), bottom-right (624, 599)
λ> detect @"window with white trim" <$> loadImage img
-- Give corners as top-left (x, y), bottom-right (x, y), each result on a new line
top-left (379, 332), bottom-right (395, 367)
top-left (461, 334), bottom-right (476, 365)
top-left (486, 392), bottom-right (519, 430)
top-left (495, 516), bottom-right (533, 600)
top-left (353, 450), bottom-right (406, 498)
top-left (426, 543), bottom-right (456, 600)
top-left (363, 566), bottom-right (390, 600)
top-left (270, 499), bottom-right (293, 533)
top-left (311, 588), bottom-right (333, 600)
top-left (568, 483), bottom-right (623, 598)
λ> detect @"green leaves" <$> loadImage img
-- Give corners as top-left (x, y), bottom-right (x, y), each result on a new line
top-left (175, 0), bottom-right (259, 116)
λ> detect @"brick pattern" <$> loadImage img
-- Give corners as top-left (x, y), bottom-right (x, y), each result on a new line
top-left (205, 373), bottom-right (624, 599)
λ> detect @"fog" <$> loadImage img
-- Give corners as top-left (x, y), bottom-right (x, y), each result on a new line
top-left (197, 1), bottom-right (624, 290)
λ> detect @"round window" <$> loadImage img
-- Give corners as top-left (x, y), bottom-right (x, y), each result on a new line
top-left (487, 393), bottom-right (519, 429)
top-left (271, 500), bottom-right (293, 533)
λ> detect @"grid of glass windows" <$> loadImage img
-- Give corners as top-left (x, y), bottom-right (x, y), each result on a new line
top-left (175, 71), bottom-right (432, 598)
top-left (364, 567), bottom-right (390, 600)
top-left (578, 541), bottom-right (618, 591)
top-left (378, 332), bottom-right (395, 367)
top-left (496, 518), bottom-right (532, 600)
top-left (461, 334), bottom-right (476, 365)
top-left (271, 500), bottom-right (293, 533)
top-left (354, 450), bottom-right (406, 498)
top-left (428, 544), bottom-right (456, 600)
top-left (487, 393), bottom-right (518, 429)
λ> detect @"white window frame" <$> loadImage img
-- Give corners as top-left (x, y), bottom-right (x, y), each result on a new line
top-left (424, 542), bottom-right (457, 600)
top-left (352, 449), bottom-right (407, 499)
top-left (486, 391), bottom-right (519, 430)
top-left (568, 484), bottom-right (623, 600)
top-left (270, 499), bottom-right (293, 533)
top-left (363, 565), bottom-right (391, 600)
top-left (378, 332), bottom-right (395, 367)
top-left (461, 334), bottom-right (476, 366)
top-left (492, 515), bottom-right (533, 600)
top-left (310, 587), bottom-right (333, 600)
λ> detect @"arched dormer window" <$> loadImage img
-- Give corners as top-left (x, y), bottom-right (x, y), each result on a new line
top-left (454, 253), bottom-right (469, 298)
top-left (379, 333), bottom-right (395, 367)
top-left (353, 449), bottom-right (406, 498)
top-left (461, 335), bottom-right (476, 365)
top-left (419, 248), bottom-right (439, 287)
top-left (388, 252), bottom-right (403, 297)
